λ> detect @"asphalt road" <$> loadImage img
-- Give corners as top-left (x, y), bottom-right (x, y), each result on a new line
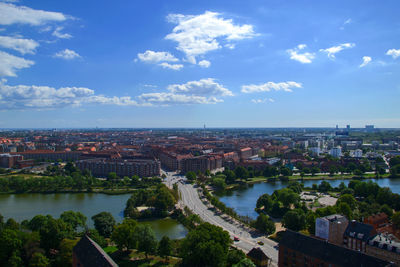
top-left (163, 172), bottom-right (279, 266)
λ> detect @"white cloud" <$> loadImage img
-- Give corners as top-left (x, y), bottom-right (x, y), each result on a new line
top-left (139, 92), bottom-right (222, 105)
top-left (241, 81), bottom-right (302, 93)
top-left (165, 11), bottom-right (257, 64)
top-left (54, 49), bottom-right (81, 60)
top-left (0, 50), bottom-right (34, 76)
top-left (386, 49), bottom-right (400, 59)
top-left (0, 2), bottom-right (67, 26)
top-left (137, 50), bottom-right (178, 63)
top-left (320, 43), bottom-right (355, 59)
top-left (251, 98), bottom-right (274, 104)
top-left (138, 78), bottom-right (232, 105)
top-left (0, 79), bottom-right (143, 109)
top-left (198, 60), bottom-right (211, 68)
top-left (344, 18), bottom-right (352, 25)
top-left (52, 26), bottom-right (72, 39)
top-left (286, 44), bottom-right (315, 64)
top-left (0, 35), bottom-right (39, 54)
top-left (158, 62), bottom-right (183, 70)
top-left (359, 56), bottom-right (371, 68)
top-left (167, 78), bottom-right (233, 96)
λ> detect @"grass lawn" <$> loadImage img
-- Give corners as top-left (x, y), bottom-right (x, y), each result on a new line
top-left (114, 249), bottom-right (181, 267)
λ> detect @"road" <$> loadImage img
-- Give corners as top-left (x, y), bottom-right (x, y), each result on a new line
top-left (162, 171), bottom-right (278, 266)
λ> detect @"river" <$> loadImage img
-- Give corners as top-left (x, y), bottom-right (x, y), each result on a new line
top-left (0, 193), bottom-right (187, 240)
top-left (218, 178), bottom-right (400, 219)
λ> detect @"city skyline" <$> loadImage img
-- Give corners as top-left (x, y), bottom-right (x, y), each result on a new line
top-left (0, 0), bottom-right (399, 128)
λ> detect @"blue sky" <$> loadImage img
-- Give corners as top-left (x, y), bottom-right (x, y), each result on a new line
top-left (0, 0), bottom-right (399, 128)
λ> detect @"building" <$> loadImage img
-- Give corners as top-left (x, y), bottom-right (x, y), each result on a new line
top-left (73, 235), bottom-right (118, 267)
top-left (181, 155), bottom-right (222, 173)
top-left (366, 233), bottom-right (400, 266)
top-left (247, 247), bottom-right (270, 267)
top-left (0, 153), bottom-right (23, 168)
top-left (330, 147), bottom-right (342, 158)
top-left (343, 220), bottom-right (377, 253)
top-left (315, 214), bottom-right (348, 245)
top-left (14, 150), bottom-right (82, 161)
top-left (239, 147), bottom-right (253, 160)
top-left (279, 230), bottom-right (394, 267)
top-left (309, 147), bottom-right (321, 157)
top-left (364, 213), bottom-right (389, 230)
top-left (353, 149), bottom-right (363, 158)
top-left (76, 158), bottom-right (161, 178)
top-left (158, 151), bottom-right (191, 171)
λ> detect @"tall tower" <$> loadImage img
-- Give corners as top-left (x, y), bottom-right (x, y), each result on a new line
top-left (203, 124), bottom-right (206, 138)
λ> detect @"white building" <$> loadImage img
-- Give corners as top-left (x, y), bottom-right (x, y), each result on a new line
top-left (309, 147), bottom-right (321, 157)
top-left (352, 149), bottom-right (363, 158)
top-left (330, 147), bottom-right (342, 158)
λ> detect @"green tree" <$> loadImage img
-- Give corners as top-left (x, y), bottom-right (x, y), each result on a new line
top-left (91, 212), bottom-right (116, 238)
top-left (212, 177), bottom-right (227, 191)
top-left (256, 194), bottom-right (274, 213)
top-left (390, 164), bottom-right (400, 177)
top-left (39, 217), bottom-right (71, 251)
top-left (392, 212), bottom-right (400, 229)
top-left (234, 166), bottom-right (249, 180)
top-left (7, 250), bottom-right (23, 267)
top-left (336, 194), bottom-right (357, 210)
top-left (282, 209), bottom-right (306, 231)
top-left (108, 172), bottom-right (118, 181)
top-left (135, 224), bottom-right (157, 258)
top-left (153, 185), bottom-right (176, 212)
top-left (29, 252), bottom-right (50, 267)
top-left (55, 239), bottom-right (78, 267)
top-left (380, 204), bottom-right (393, 217)
top-left (311, 167), bottom-right (320, 176)
top-left (337, 202), bottom-right (353, 219)
top-left (181, 223), bottom-right (232, 267)
top-left (158, 236), bottom-right (173, 262)
top-left (227, 248), bottom-right (246, 266)
top-left (186, 171), bottom-right (197, 181)
top-left (224, 170), bottom-right (236, 184)
top-left (233, 258), bottom-right (256, 267)
top-left (280, 167), bottom-right (292, 177)
top-left (0, 229), bottom-right (22, 263)
top-left (252, 214), bottom-right (275, 235)
top-left (60, 211), bottom-right (87, 231)
top-left (111, 218), bottom-right (138, 250)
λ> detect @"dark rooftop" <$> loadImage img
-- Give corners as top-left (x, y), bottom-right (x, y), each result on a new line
top-left (73, 235), bottom-right (118, 267)
top-left (280, 230), bottom-right (395, 267)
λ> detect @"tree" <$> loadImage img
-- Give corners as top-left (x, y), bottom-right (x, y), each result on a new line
top-left (186, 171), bottom-right (197, 181)
top-left (227, 248), bottom-right (246, 266)
top-left (252, 214), bottom-right (275, 235)
top-left (280, 167), bottom-right (292, 177)
top-left (212, 177), bottom-right (227, 191)
top-left (111, 219), bottom-right (138, 250)
top-left (311, 167), bottom-right (320, 176)
top-left (55, 239), bottom-right (78, 267)
top-left (39, 217), bottom-right (71, 251)
top-left (282, 209), bottom-right (306, 231)
top-left (337, 202), bottom-right (352, 219)
top-left (29, 252), bottom-right (50, 267)
top-left (392, 212), bottom-right (400, 229)
top-left (318, 181), bottom-right (332, 192)
top-left (224, 170), bottom-right (236, 184)
top-left (158, 236), bottom-right (172, 262)
top-left (205, 169), bottom-right (211, 177)
top-left (234, 166), bottom-right (249, 180)
top-left (389, 156), bottom-right (400, 167)
top-left (233, 258), bottom-right (256, 267)
top-left (256, 194), bottom-right (274, 213)
top-left (108, 172), bottom-right (118, 181)
top-left (0, 229), bottom-right (22, 263)
top-left (380, 204), bottom-right (393, 217)
top-left (7, 250), bottom-right (23, 267)
top-left (181, 223), bottom-right (231, 267)
top-left (60, 211), bottom-right (87, 231)
top-left (135, 224), bottom-right (157, 258)
top-left (336, 194), bottom-right (357, 210)
top-left (390, 164), bottom-right (400, 177)
top-left (91, 212), bottom-right (116, 238)
top-left (153, 185), bottom-right (175, 212)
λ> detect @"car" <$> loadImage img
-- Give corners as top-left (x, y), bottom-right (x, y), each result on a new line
top-left (233, 236), bottom-right (240, 241)
top-left (257, 241), bottom-right (264, 245)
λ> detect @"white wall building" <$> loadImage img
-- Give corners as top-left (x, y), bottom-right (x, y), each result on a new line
top-left (330, 147), bottom-right (342, 158)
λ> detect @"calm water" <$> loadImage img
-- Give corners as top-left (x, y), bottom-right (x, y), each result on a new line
top-left (219, 178), bottom-right (400, 219)
top-left (0, 193), bottom-right (187, 240)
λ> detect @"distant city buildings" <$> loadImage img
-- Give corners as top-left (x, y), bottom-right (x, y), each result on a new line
top-left (329, 146), bottom-right (342, 158)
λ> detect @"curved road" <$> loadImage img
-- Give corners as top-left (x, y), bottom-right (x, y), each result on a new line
top-left (163, 172), bottom-right (278, 266)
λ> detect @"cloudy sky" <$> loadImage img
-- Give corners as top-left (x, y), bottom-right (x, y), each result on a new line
top-left (0, 0), bottom-right (399, 128)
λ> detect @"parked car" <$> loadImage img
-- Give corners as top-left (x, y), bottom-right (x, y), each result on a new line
top-left (234, 236), bottom-right (240, 242)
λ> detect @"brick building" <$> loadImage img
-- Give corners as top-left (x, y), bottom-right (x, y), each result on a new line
top-left (0, 153), bottom-right (23, 168)
top-left (13, 150), bottom-right (82, 162)
top-left (76, 158), bottom-right (160, 178)
top-left (279, 230), bottom-right (394, 267)
top-left (158, 151), bottom-right (192, 171)
top-left (181, 155), bottom-right (222, 174)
